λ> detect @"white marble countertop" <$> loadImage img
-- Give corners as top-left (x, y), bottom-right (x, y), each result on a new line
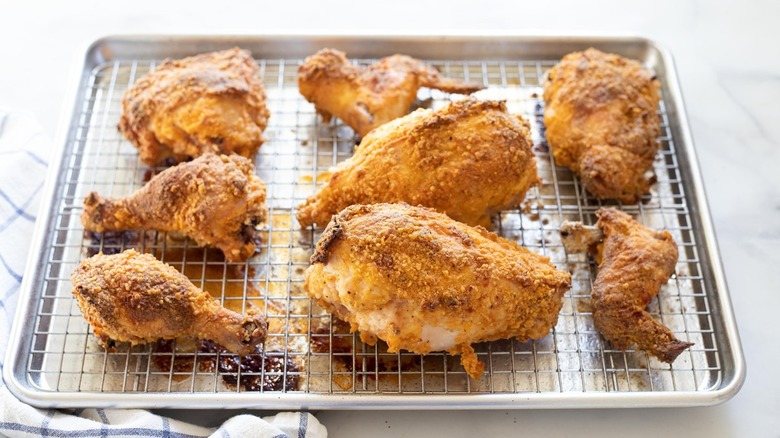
top-left (2, 0), bottom-right (778, 436)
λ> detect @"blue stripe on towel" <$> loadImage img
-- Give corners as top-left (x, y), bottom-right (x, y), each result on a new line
top-left (0, 422), bottom-right (204, 438)
top-left (0, 188), bottom-right (36, 221)
top-left (298, 413), bottom-right (308, 438)
top-left (0, 253), bottom-right (22, 283)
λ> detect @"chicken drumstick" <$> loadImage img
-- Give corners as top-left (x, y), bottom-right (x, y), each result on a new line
top-left (71, 249), bottom-right (267, 354)
top-left (81, 154), bottom-right (267, 262)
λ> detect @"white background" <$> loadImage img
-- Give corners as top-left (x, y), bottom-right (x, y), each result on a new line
top-left (1, 1), bottom-right (778, 436)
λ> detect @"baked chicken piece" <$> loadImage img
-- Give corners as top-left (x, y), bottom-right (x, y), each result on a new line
top-left (305, 203), bottom-right (572, 380)
top-left (119, 47), bottom-right (270, 165)
top-left (298, 48), bottom-right (484, 137)
top-left (560, 208), bottom-right (693, 363)
top-left (72, 249), bottom-right (267, 354)
top-left (297, 98), bottom-right (538, 229)
top-left (543, 48), bottom-right (661, 202)
top-left (81, 154), bottom-right (267, 262)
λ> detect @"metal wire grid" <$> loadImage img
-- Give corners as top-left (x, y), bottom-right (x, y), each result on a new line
top-left (23, 55), bottom-right (719, 398)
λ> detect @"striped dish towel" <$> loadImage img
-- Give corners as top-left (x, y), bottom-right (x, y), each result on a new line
top-left (0, 109), bottom-right (327, 438)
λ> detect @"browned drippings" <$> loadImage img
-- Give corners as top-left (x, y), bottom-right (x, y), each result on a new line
top-left (344, 352), bottom-right (422, 375)
top-left (200, 340), bottom-right (299, 392)
top-left (150, 243), bottom-right (261, 312)
top-left (310, 319), bottom-right (353, 355)
top-left (298, 171), bottom-right (333, 184)
top-left (84, 230), bottom-right (143, 257)
top-left (269, 213), bottom-right (294, 246)
top-left (153, 339), bottom-right (200, 382)
top-left (576, 299), bottom-right (593, 313)
top-left (153, 340), bottom-right (300, 391)
top-left (310, 318), bottom-right (431, 389)
top-left (533, 101), bottom-right (550, 154)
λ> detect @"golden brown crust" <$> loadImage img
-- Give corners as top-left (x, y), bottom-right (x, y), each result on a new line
top-left (591, 208), bottom-right (693, 362)
top-left (296, 98), bottom-right (539, 229)
top-left (310, 213), bottom-right (343, 264)
top-left (119, 48), bottom-right (270, 165)
top-left (304, 203), bottom-right (571, 379)
top-left (543, 48), bottom-right (661, 202)
top-left (71, 250), bottom-right (266, 354)
top-left (298, 48), bottom-right (484, 137)
top-left (81, 154), bottom-right (267, 262)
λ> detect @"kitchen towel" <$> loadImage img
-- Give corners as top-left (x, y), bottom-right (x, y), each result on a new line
top-left (0, 109), bottom-right (327, 438)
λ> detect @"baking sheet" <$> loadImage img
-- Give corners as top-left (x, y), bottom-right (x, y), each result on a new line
top-left (3, 35), bottom-right (744, 408)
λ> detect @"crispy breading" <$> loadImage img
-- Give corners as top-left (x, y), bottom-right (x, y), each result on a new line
top-left (298, 48), bottom-right (483, 137)
top-left (71, 250), bottom-right (266, 354)
top-left (304, 203), bottom-right (572, 380)
top-left (81, 154), bottom-right (267, 262)
top-left (296, 98), bottom-right (539, 229)
top-left (119, 48), bottom-right (270, 165)
top-left (561, 208), bottom-right (693, 362)
top-left (543, 48), bottom-right (661, 202)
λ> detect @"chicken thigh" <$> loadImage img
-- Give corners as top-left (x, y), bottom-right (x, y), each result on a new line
top-left (305, 203), bottom-right (572, 380)
top-left (543, 48), bottom-right (661, 202)
top-left (72, 249), bottom-right (267, 354)
top-left (297, 98), bottom-right (539, 229)
top-left (298, 48), bottom-right (483, 137)
top-left (120, 47), bottom-right (270, 165)
top-left (81, 154), bottom-right (267, 262)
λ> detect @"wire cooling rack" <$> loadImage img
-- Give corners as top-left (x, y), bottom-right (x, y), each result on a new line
top-left (8, 37), bottom-right (738, 408)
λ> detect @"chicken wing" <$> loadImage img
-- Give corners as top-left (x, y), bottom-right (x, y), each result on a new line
top-left (119, 47), bottom-right (270, 165)
top-left (298, 48), bottom-right (484, 137)
top-left (81, 154), bottom-right (267, 262)
top-left (560, 208), bottom-right (693, 362)
top-left (304, 203), bottom-right (572, 380)
top-left (72, 249), bottom-right (267, 354)
top-left (296, 98), bottom-right (538, 229)
top-left (543, 48), bottom-right (661, 202)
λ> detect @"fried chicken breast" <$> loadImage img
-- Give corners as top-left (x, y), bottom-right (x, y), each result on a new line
top-left (298, 48), bottom-right (483, 137)
top-left (72, 250), bottom-right (267, 354)
top-left (560, 208), bottom-right (693, 362)
top-left (297, 98), bottom-right (539, 229)
top-left (119, 47), bottom-right (270, 165)
top-left (81, 154), bottom-right (267, 262)
top-left (543, 48), bottom-right (661, 202)
top-left (304, 203), bottom-right (572, 380)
